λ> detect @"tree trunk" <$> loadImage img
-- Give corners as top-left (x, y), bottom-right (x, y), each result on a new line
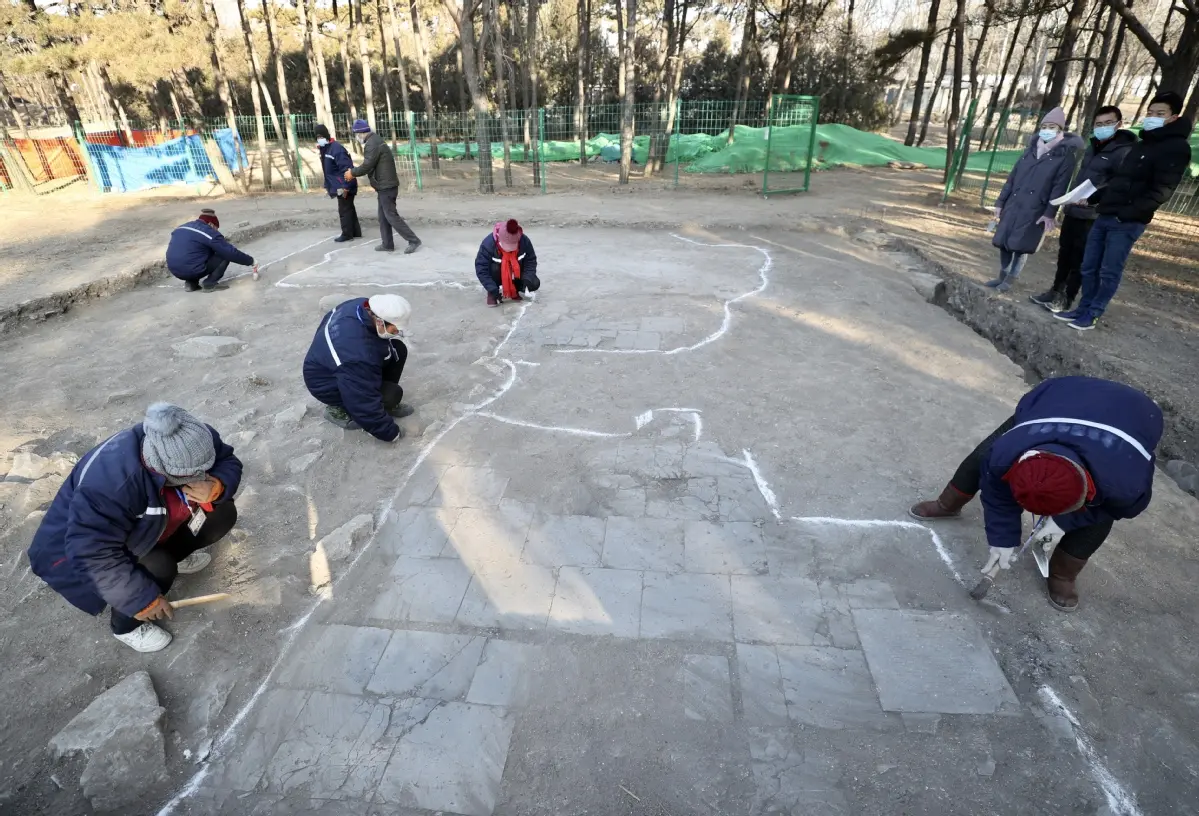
top-left (619, 0), bottom-right (637, 183)
top-left (448, 0), bottom-right (494, 191)
top-left (944, 0), bottom-right (967, 183)
top-left (200, 0), bottom-right (246, 191)
top-left (1184, 65), bottom-right (1199, 121)
top-left (313, 5), bottom-right (336, 129)
top-left (991, 10), bottom-right (1043, 150)
top-left (616, 0), bottom-right (626, 104)
top-left (1041, 0), bottom-right (1089, 111)
top-left (298, 0), bottom-right (329, 132)
top-left (645, 0), bottom-right (674, 174)
top-left (1102, 0), bottom-right (1199, 98)
top-left (727, 0), bottom-right (757, 144)
top-left (263, 0), bottom-right (300, 184)
top-left (171, 70), bottom-right (202, 128)
top-left (98, 66), bottom-right (133, 143)
top-left (967, 2), bottom-right (995, 106)
top-left (526, 0), bottom-right (542, 183)
top-left (904, 0), bottom-right (942, 145)
top-left (237, 0), bottom-right (296, 188)
top-left (385, 0), bottom-right (412, 122)
top-left (375, 0), bottom-right (396, 144)
top-left (456, 45), bottom-right (473, 159)
top-left (977, 8), bottom-right (1026, 149)
top-left (402, 3), bottom-right (437, 169)
top-left (355, 0), bottom-right (377, 130)
top-left (659, 0), bottom-right (689, 171)
top-left (575, 0), bottom-right (589, 164)
top-left (340, 8), bottom-right (358, 121)
top-left (918, 39), bottom-right (950, 146)
top-left (1096, 0), bottom-right (1128, 106)
top-left (490, 0), bottom-right (514, 186)
top-left (1067, 4), bottom-right (1104, 125)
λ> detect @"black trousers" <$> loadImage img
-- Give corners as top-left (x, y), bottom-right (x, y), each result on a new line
top-left (1050, 215), bottom-right (1095, 304)
top-left (376, 187), bottom-right (420, 248)
top-left (947, 418), bottom-right (1112, 560)
top-left (110, 501), bottom-right (238, 634)
top-left (488, 267), bottom-right (541, 294)
top-left (380, 346), bottom-right (407, 410)
top-left (199, 256), bottom-right (230, 287)
top-left (338, 191), bottom-right (362, 239)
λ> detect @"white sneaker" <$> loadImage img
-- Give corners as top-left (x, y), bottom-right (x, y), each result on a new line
top-left (177, 551), bottom-right (212, 575)
top-left (114, 623), bottom-right (173, 653)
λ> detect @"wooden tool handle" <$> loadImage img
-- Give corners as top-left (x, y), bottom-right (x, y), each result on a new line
top-left (171, 593), bottom-right (231, 609)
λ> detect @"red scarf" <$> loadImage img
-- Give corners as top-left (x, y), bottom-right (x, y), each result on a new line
top-left (500, 247), bottom-right (521, 299)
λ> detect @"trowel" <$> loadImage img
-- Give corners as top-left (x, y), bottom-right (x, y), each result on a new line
top-left (968, 515), bottom-right (1051, 600)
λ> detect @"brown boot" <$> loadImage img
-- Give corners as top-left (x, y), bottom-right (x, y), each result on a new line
top-left (1047, 549), bottom-right (1087, 612)
top-left (909, 483), bottom-right (974, 520)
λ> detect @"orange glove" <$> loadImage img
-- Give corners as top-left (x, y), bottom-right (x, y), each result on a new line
top-left (135, 596), bottom-right (174, 621)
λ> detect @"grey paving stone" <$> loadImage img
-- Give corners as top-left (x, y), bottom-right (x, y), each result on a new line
top-left (179, 791), bottom-right (380, 816)
top-left (678, 654), bottom-right (733, 723)
top-left (275, 625), bottom-right (391, 694)
top-left (522, 514), bottom-right (605, 567)
top-left (680, 442), bottom-right (746, 478)
top-left (261, 692), bottom-right (391, 799)
top-left (748, 731), bottom-right (850, 816)
top-left (375, 701), bottom-right (515, 816)
top-left (763, 528), bottom-right (817, 578)
top-left (776, 646), bottom-right (887, 730)
top-left (717, 475), bottom-right (770, 521)
top-left (617, 441), bottom-right (685, 479)
top-left (454, 563), bottom-right (557, 630)
top-left (613, 330), bottom-right (660, 350)
top-left (204, 688), bottom-right (308, 791)
top-left (547, 566), bottom-right (643, 638)
top-left (378, 506), bottom-right (460, 558)
top-left (602, 517), bottom-right (685, 572)
top-left (428, 466), bottom-right (510, 508)
top-left (853, 609), bottom-right (1019, 714)
top-left (603, 487), bottom-right (647, 517)
top-left (395, 462), bottom-right (448, 507)
top-left (467, 640), bottom-right (538, 707)
top-left (731, 575), bottom-right (823, 645)
top-left (685, 521), bottom-right (768, 575)
top-left (640, 316), bottom-right (686, 333)
top-left (736, 644), bottom-right (789, 726)
top-left (817, 581), bottom-right (861, 649)
top-left (369, 557), bottom-right (472, 625)
top-left (365, 630), bottom-right (486, 699)
top-left (443, 505), bottom-right (533, 569)
top-left (641, 572), bottom-right (732, 641)
top-left (840, 579), bottom-right (901, 609)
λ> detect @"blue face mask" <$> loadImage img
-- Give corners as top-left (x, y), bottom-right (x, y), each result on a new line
top-left (1092, 125), bottom-right (1116, 141)
top-left (1039, 128), bottom-right (1059, 143)
top-left (1141, 116), bottom-right (1166, 131)
top-left (316, 137), bottom-right (328, 147)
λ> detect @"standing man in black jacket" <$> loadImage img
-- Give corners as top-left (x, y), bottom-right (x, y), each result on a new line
top-left (344, 119), bottom-right (422, 255)
top-left (1030, 106), bottom-right (1136, 313)
top-left (1055, 91), bottom-right (1193, 331)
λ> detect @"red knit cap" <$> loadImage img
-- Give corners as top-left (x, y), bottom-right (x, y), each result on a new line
top-left (198, 209), bottom-right (219, 229)
top-left (1003, 451), bottom-right (1092, 516)
top-left (496, 218), bottom-right (521, 251)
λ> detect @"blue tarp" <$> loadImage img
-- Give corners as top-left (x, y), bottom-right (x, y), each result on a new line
top-left (213, 127), bottom-right (249, 173)
top-left (84, 135), bottom-right (214, 193)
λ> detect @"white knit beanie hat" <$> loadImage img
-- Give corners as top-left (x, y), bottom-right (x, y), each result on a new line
top-left (141, 403), bottom-right (215, 485)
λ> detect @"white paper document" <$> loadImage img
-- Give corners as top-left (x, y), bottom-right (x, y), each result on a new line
top-left (1050, 179), bottom-right (1097, 206)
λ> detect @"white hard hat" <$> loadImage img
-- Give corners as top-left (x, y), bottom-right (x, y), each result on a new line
top-left (367, 294), bottom-right (411, 330)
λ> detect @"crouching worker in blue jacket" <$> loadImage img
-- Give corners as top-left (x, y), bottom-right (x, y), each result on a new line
top-left (909, 376), bottom-right (1162, 611)
top-left (27, 404), bottom-right (243, 653)
top-left (165, 209), bottom-right (256, 293)
top-left (303, 294), bottom-right (415, 441)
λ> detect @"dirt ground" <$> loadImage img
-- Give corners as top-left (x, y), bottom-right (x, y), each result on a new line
top-left (0, 171), bottom-right (1197, 815)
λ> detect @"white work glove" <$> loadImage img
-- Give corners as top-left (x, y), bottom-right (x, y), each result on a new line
top-left (980, 546), bottom-right (1015, 577)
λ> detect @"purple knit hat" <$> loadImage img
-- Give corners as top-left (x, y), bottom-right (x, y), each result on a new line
top-left (352, 119), bottom-right (371, 133)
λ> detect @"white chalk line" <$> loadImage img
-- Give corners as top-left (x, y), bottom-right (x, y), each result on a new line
top-left (156, 295), bottom-right (537, 816)
top-left (790, 516), bottom-right (964, 585)
top-left (1038, 686), bottom-right (1143, 816)
top-left (556, 234), bottom-right (772, 356)
top-left (271, 241), bottom-right (372, 287)
top-left (475, 406), bottom-right (706, 441)
top-left (224, 236), bottom-right (334, 284)
top-left (276, 280), bottom-right (471, 290)
top-left (741, 449), bottom-right (782, 521)
top-left (492, 301), bottom-right (531, 357)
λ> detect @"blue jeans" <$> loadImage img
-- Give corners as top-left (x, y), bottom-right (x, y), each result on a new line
top-left (998, 249), bottom-right (1027, 279)
top-left (1075, 215), bottom-right (1146, 316)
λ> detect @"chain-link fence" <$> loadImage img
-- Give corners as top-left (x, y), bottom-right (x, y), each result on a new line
top-left (1, 98), bottom-right (819, 198)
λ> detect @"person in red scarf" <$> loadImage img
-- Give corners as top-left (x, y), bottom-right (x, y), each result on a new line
top-left (474, 219), bottom-right (540, 307)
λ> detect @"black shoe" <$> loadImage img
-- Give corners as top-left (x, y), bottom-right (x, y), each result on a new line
top-left (333, 235), bottom-right (352, 243)
top-left (375, 245), bottom-right (395, 252)
top-left (388, 403), bottom-right (416, 418)
top-left (184, 280), bottom-right (202, 292)
top-left (1029, 289), bottom-right (1057, 307)
top-left (201, 283), bottom-right (230, 293)
top-left (404, 241), bottom-right (421, 255)
top-left (1047, 293), bottom-right (1071, 313)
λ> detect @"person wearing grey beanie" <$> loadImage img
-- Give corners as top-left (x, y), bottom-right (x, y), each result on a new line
top-left (27, 403), bottom-right (244, 653)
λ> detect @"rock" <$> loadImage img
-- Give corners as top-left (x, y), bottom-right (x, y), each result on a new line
top-left (273, 402), bottom-right (309, 429)
top-left (288, 451), bottom-right (322, 474)
top-left (246, 373), bottom-right (270, 387)
top-left (104, 389), bottom-right (138, 406)
top-left (49, 672), bottom-right (168, 812)
top-left (1164, 460), bottom-right (1199, 495)
top-left (171, 336), bottom-right (247, 359)
top-left (397, 414), bottom-right (428, 439)
top-left (227, 430), bottom-right (257, 448)
top-left (977, 757), bottom-right (996, 777)
top-left (318, 294), bottom-right (344, 314)
top-left (4, 451), bottom-right (76, 482)
top-left (9, 475), bottom-right (65, 517)
top-left (317, 514), bottom-right (375, 562)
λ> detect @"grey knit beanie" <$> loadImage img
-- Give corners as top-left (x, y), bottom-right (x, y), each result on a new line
top-left (141, 403), bottom-right (215, 485)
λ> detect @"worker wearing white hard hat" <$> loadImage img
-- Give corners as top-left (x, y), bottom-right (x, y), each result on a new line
top-left (302, 294), bottom-right (415, 441)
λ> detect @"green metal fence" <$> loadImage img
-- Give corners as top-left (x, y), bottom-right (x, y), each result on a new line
top-left (762, 95), bottom-right (820, 196)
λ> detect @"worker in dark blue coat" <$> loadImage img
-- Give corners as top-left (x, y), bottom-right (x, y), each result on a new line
top-left (165, 208), bottom-right (255, 292)
top-left (910, 376), bottom-right (1162, 611)
top-left (27, 403), bottom-right (243, 653)
top-left (316, 124), bottom-right (361, 243)
top-left (303, 294), bottom-right (415, 442)
top-left (475, 219), bottom-right (540, 307)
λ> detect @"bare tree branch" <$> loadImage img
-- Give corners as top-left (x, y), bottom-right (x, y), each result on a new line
top-left (1100, 0), bottom-right (1172, 65)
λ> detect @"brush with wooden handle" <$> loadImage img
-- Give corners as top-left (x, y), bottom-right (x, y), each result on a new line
top-left (170, 593), bottom-right (231, 609)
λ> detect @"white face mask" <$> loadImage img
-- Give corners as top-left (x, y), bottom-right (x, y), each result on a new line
top-left (316, 137), bottom-right (328, 147)
top-left (375, 318), bottom-right (404, 340)
top-left (1039, 128), bottom-right (1059, 143)
top-left (1141, 116), bottom-right (1166, 131)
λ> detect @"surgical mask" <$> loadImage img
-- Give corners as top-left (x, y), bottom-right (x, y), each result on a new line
top-left (375, 319), bottom-right (404, 340)
top-left (1039, 129), bottom-right (1058, 143)
top-left (1141, 116), bottom-right (1166, 131)
top-left (1092, 125), bottom-right (1116, 141)
top-left (316, 137), bottom-right (328, 147)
